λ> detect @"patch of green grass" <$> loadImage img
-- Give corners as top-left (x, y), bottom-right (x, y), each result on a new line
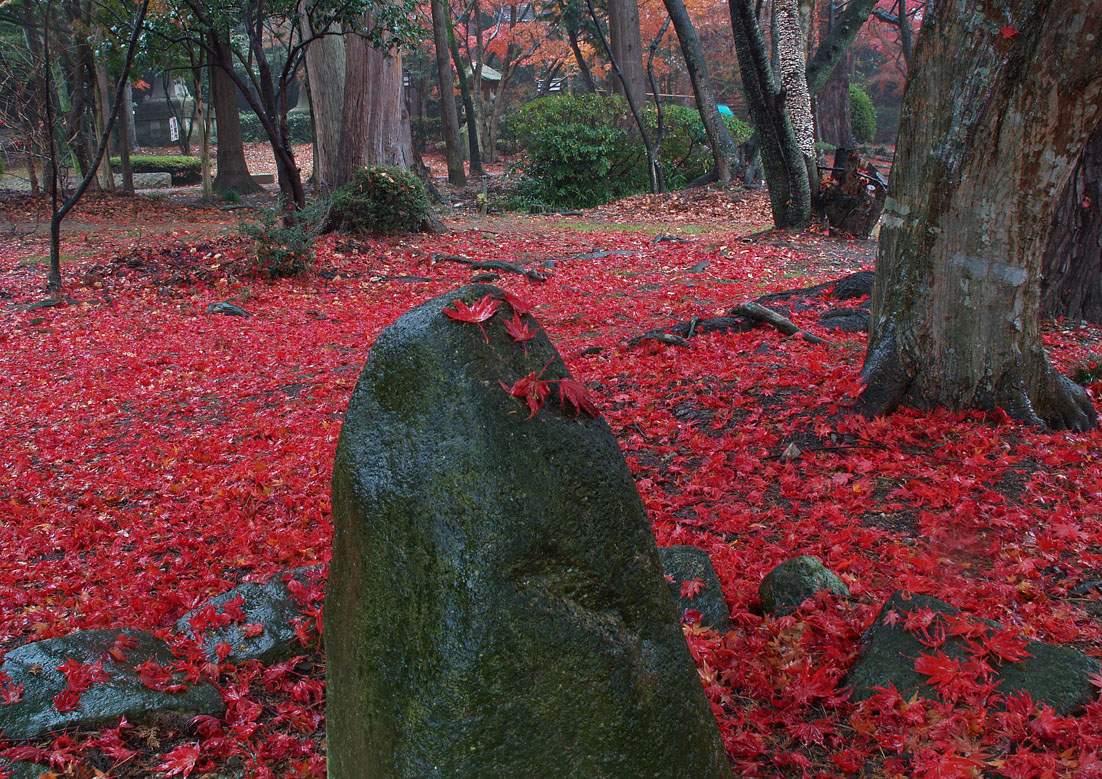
top-left (19, 254), bottom-right (74, 267)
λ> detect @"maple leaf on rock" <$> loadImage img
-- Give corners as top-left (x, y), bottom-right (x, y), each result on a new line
top-left (443, 295), bottom-right (499, 342)
top-left (680, 578), bottom-right (706, 599)
top-left (558, 378), bottom-right (599, 417)
top-left (502, 291), bottom-right (533, 316)
top-left (500, 373), bottom-right (551, 419)
top-left (504, 313), bottom-right (536, 349)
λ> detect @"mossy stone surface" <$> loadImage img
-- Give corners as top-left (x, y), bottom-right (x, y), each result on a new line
top-left (658, 546), bottom-right (730, 632)
top-left (0, 629), bottom-right (223, 741)
top-left (846, 591), bottom-right (1100, 715)
top-left (326, 285), bottom-right (731, 778)
top-left (758, 555), bottom-right (849, 616)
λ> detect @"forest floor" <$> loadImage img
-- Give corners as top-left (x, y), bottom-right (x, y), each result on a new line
top-left (1, 180), bottom-right (1102, 778)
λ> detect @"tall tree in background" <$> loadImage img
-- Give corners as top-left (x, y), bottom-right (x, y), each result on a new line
top-left (1041, 123), bottom-right (1102, 324)
top-left (861, 0), bottom-right (1102, 431)
top-left (607, 0), bottom-right (645, 107)
top-left (208, 35), bottom-right (262, 195)
top-left (431, 0), bottom-right (465, 185)
top-left (727, 0), bottom-right (809, 227)
top-left (662, 0), bottom-right (741, 182)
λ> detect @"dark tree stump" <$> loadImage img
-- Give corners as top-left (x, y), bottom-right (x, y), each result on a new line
top-left (817, 149), bottom-right (887, 237)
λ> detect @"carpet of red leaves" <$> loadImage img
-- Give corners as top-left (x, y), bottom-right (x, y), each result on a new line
top-left (2, 190), bottom-right (1102, 777)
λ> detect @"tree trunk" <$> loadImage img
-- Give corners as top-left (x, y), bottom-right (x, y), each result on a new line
top-left (338, 21), bottom-right (412, 182)
top-left (607, 0), bottom-right (647, 109)
top-left (805, 0), bottom-right (876, 97)
top-left (210, 36), bottom-right (261, 195)
top-left (727, 0), bottom-right (810, 228)
top-left (1041, 122), bottom-right (1102, 324)
top-left (431, 0), bottom-right (465, 185)
top-left (566, 23), bottom-right (597, 93)
top-left (117, 78), bottom-right (135, 194)
top-left (447, 11), bottom-right (483, 176)
top-left (90, 34), bottom-right (115, 191)
top-left (774, 0), bottom-right (816, 186)
top-left (861, 0), bottom-right (1102, 432)
top-left (816, 56), bottom-right (855, 149)
top-left (662, 0), bottom-right (741, 182)
top-left (303, 22), bottom-right (344, 192)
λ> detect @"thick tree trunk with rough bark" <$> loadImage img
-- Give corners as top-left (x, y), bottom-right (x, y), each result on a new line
top-left (662, 0), bottom-right (740, 182)
top-left (608, 0), bottom-right (647, 109)
top-left (861, 0), bottom-right (1102, 432)
top-left (304, 25), bottom-right (345, 192)
top-left (727, 0), bottom-right (810, 227)
top-left (210, 37), bottom-right (261, 195)
top-left (431, 0), bottom-right (465, 185)
top-left (1041, 123), bottom-right (1102, 324)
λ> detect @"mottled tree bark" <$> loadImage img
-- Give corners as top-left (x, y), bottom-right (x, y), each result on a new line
top-left (210, 36), bottom-right (262, 195)
top-left (727, 0), bottom-right (810, 227)
top-left (431, 0), bottom-right (465, 185)
top-left (303, 23), bottom-right (345, 192)
top-left (662, 0), bottom-right (740, 182)
top-left (862, 0), bottom-right (1102, 431)
top-left (1042, 123), bottom-right (1102, 323)
top-left (608, 0), bottom-right (647, 109)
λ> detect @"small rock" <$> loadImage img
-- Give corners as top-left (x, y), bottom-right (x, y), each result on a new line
top-left (659, 546), bottom-right (730, 632)
top-left (206, 302), bottom-right (250, 317)
top-left (846, 591), bottom-right (1101, 715)
top-left (759, 555), bottom-right (849, 616)
top-left (0, 629), bottom-right (223, 741)
top-left (175, 566), bottom-right (324, 665)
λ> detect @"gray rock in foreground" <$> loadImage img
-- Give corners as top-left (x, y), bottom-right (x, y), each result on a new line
top-left (0, 629), bottom-right (223, 741)
top-left (174, 566), bottom-right (324, 665)
top-left (759, 555), bottom-right (850, 616)
top-left (846, 591), bottom-right (1101, 715)
top-left (659, 545), bottom-right (731, 632)
top-left (326, 285), bottom-right (731, 778)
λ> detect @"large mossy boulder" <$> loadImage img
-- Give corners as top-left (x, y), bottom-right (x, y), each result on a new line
top-left (0, 629), bottom-right (223, 741)
top-left (326, 285), bottom-right (731, 778)
top-left (846, 591), bottom-right (1100, 715)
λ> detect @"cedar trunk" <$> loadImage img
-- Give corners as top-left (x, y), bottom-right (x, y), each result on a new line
top-left (607, 0), bottom-right (647, 109)
top-left (861, 0), bottom-right (1102, 431)
top-left (1041, 123), bottom-right (1102, 324)
top-left (210, 37), bottom-right (261, 195)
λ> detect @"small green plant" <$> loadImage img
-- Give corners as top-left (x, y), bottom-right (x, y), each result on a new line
top-left (328, 166), bottom-right (432, 234)
top-left (239, 204), bottom-right (321, 278)
top-left (1073, 355), bottom-right (1102, 386)
top-left (849, 85), bottom-right (877, 145)
top-left (221, 189), bottom-right (242, 205)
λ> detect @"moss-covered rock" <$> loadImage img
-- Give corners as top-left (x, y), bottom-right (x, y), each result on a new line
top-left (658, 546), bottom-right (730, 632)
top-left (759, 555), bottom-right (849, 616)
top-left (326, 284), bottom-right (731, 778)
top-left (846, 591), bottom-right (1101, 715)
top-left (0, 629), bottom-right (223, 741)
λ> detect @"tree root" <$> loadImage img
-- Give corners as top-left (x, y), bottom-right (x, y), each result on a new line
top-left (728, 302), bottom-right (834, 345)
top-left (432, 253), bottom-right (548, 282)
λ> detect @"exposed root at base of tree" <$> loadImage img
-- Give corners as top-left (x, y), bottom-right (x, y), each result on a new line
top-left (431, 252), bottom-right (548, 282)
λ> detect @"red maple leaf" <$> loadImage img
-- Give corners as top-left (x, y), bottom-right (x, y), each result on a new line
top-left (504, 313), bottom-right (536, 349)
top-left (157, 742), bottom-right (200, 777)
top-left (1000, 25), bottom-right (1019, 40)
top-left (981, 628), bottom-right (1032, 663)
top-left (242, 622), bottom-right (265, 638)
top-left (444, 295), bottom-right (499, 342)
top-left (914, 651), bottom-right (967, 694)
top-left (500, 372), bottom-right (551, 418)
top-left (558, 378), bottom-right (598, 417)
top-left (502, 292), bottom-right (533, 316)
top-left (680, 578), bottom-right (706, 599)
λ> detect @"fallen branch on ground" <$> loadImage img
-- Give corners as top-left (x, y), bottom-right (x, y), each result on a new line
top-left (431, 253), bottom-right (548, 282)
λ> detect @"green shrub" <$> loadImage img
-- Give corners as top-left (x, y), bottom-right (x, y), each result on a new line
top-left (239, 112), bottom-right (314, 144)
top-left (329, 166), bottom-right (433, 234)
top-left (513, 94), bottom-right (646, 208)
top-left (849, 85), bottom-right (877, 144)
top-left (1073, 355), bottom-right (1102, 386)
top-left (512, 95), bottom-right (756, 207)
top-left (109, 154), bottom-right (201, 184)
top-left (239, 205), bottom-right (319, 278)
